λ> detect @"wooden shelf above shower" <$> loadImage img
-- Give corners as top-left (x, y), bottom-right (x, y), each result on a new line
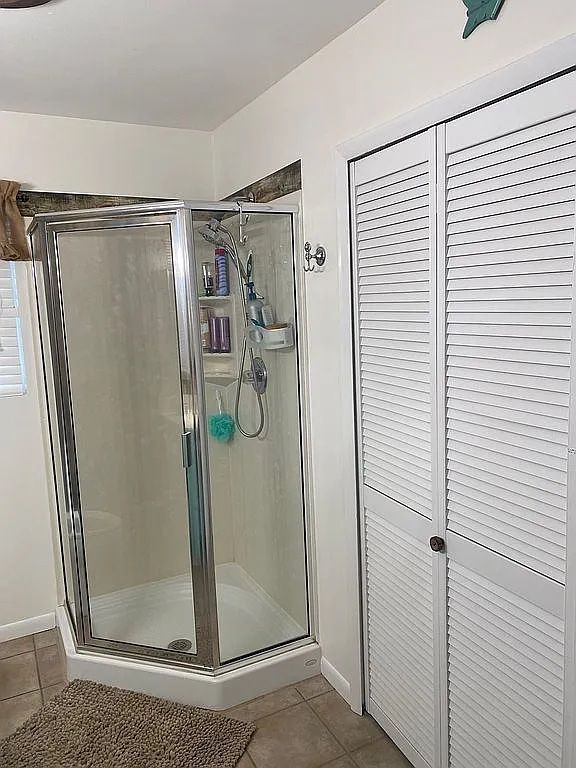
top-left (198, 295), bottom-right (233, 302)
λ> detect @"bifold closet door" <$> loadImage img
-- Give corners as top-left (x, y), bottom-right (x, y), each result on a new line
top-left (353, 68), bottom-right (576, 768)
top-left (441, 71), bottom-right (576, 768)
top-left (352, 129), bottom-right (443, 768)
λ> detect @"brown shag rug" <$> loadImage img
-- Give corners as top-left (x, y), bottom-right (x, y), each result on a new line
top-left (0, 679), bottom-right (255, 768)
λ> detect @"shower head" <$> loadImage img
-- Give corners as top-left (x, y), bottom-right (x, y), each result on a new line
top-left (198, 219), bottom-right (248, 282)
top-left (199, 218), bottom-right (227, 248)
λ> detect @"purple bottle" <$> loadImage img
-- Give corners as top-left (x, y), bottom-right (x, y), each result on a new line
top-left (209, 316), bottom-right (221, 352)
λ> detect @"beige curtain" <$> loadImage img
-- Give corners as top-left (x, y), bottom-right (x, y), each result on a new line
top-left (0, 181), bottom-right (29, 261)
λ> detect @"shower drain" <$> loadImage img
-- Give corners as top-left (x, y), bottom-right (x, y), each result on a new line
top-left (167, 638), bottom-right (193, 652)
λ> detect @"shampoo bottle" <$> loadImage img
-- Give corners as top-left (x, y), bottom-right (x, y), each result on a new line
top-left (215, 247), bottom-right (229, 296)
top-left (246, 283), bottom-right (264, 326)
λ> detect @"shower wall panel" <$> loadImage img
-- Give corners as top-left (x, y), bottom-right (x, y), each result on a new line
top-left (195, 232), bottom-right (235, 567)
top-left (225, 213), bottom-right (307, 630)
top-left (58, 228), bottom-right (191, 599)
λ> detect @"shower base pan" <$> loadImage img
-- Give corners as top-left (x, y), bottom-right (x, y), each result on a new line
top-left (57, 564), bottom-right (320, 710)
top-left (90, 563), bottom-right (306, 663)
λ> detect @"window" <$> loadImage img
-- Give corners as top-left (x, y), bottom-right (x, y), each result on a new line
top-left (0, 261), bottom-right (27, 397)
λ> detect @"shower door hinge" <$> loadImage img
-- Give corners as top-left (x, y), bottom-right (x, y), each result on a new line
top-left (181, 431), bottom-right (194, 469)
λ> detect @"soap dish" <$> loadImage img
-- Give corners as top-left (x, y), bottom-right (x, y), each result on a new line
top-left (246, 323), bottom-right (294, 350)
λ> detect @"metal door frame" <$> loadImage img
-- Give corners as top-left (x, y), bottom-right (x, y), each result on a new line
top-left (34, 206), bottom-right (215, 667)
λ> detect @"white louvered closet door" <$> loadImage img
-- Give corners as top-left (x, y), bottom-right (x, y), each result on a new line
top-left (352, 130), bottom-right (441, 768)
top-left (441, 71), bottom-right (576, 768)
top-left (352, 68), bottom-right (576, 768)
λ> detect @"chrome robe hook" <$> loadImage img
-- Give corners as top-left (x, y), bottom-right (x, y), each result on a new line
top-left (303, 242), bottom-right (327, 272)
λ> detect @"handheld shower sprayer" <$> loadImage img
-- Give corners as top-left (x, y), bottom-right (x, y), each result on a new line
top-left (199, 218), bottom-right (249, 282)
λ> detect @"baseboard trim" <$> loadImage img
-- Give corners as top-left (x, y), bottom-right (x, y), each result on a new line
top-left (321, 656), bottom-right (357, 710)
top-left (0, 612), bottom-right (55, 643)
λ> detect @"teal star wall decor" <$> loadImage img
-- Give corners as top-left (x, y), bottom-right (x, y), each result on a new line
top-left (462, 0), bottom-right (506, 38)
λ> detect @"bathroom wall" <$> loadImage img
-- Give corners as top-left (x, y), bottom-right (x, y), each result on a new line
top-left (212, 0), bottom-right (576, 704)
top-left (0, 113), bottom-right (213, 632)
top-left (0, 262), bottom-right (57, 634)
top-left (0, 110), bottom-right (214, 200)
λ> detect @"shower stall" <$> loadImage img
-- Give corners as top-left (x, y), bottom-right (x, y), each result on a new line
top-left (29, 200), bottom-right (317, 707)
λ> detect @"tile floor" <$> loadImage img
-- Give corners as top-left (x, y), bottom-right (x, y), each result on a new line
top-left (227, 676), bottom-right (411, 768)
top-left (0, 630), bottom-right (410, 767)
top-left (0, 628), bottom-right (66, 740)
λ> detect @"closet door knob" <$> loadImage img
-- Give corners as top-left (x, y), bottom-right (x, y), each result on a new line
top-left (429, 536), bottom-right (445, 553)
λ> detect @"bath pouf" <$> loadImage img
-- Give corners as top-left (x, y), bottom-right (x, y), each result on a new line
top-left (209, 412), bottom-right (236, 443)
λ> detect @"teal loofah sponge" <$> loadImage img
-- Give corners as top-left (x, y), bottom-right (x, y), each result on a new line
top-left (208, 390), bottom-right (235, 442)
top-left (209, 412), bottom-right (235, 443)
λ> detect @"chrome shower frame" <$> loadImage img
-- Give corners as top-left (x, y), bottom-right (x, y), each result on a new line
top-left (28, 199), bottom-right (316, 676)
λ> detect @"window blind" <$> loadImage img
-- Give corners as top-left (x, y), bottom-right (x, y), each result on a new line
top-left (0, 261), bottom-right (26, 396)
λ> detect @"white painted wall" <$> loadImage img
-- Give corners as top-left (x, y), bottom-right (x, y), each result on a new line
top-left (212, 0), bottom-right (576, 707)
top-left (0, 263), bottom-right (57, 632)
top-left (0, 112), bottom-right (214, 633)
top-left (0, 110), bottom-right (214, 199)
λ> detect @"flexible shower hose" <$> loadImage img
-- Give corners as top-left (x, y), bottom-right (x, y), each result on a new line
top-left (234, 338), bottom-right (265, 438)
top-left (234, 282), bottom-right (266, 439)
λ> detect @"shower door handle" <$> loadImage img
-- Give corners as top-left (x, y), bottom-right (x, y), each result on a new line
top-left (181, 431), bottom-right (194, 469)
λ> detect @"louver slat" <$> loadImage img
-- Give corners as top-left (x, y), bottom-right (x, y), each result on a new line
top-left (445, 119), bottom-right (576, 584)
top-left (356, 143), bottom-right (432, 519)
top-left (365, 511), bottom-right (435, 766)
top-left (447, 110), bottom-right (576, 167)
top-left (447, 563), bottom-right (564, 768)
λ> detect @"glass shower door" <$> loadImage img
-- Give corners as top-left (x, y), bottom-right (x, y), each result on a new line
top-left (42, 212), bottom-right (211, 664)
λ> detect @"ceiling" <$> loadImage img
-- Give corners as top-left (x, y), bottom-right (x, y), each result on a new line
top-left (0, 0), bottom-right (385, 130)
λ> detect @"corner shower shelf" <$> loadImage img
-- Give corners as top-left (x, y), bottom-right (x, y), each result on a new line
top-left (198, 294), bottom-right (237, 387)
top-left (204, 373), bottom-right (237, 386)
